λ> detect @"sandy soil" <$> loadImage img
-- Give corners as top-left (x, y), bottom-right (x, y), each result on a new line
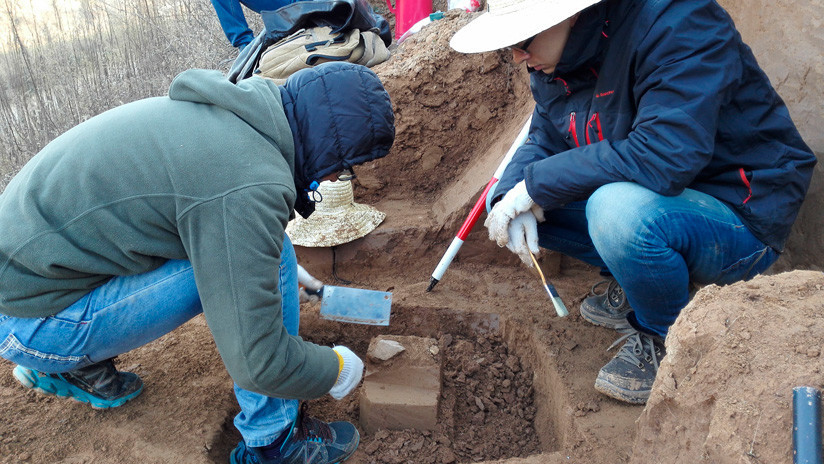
top-left (0, 9), bottom-right (821, 464)
top-left (634, 271), bottom-right (824, 464)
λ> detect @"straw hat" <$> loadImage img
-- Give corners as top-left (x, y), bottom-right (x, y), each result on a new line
top-left (450, 0), bottom-right (602, 54)
top-left (286, 180), bottom-right (385, 247)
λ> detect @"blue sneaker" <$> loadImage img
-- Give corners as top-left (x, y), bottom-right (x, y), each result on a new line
top-left (13, 358), bottom-right (143, 409)
top-left (230, 404), bottom-right (359, 464)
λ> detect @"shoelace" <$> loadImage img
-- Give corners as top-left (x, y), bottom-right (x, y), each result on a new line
top-left (294, 404), bottom-right (333, 443)
top-left (607, 331), bottom-right (662, 370)
top-left (71, 359), bottom-right (121, 391)
top-left (590, 279), bottom-right (611, 296)
top-left (590, 278), bottom-right (626, 309)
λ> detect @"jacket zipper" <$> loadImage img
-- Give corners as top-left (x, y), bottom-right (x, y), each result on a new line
top-left (568, 112), bottom-right (581, 147)
top-left (586, 113), bottom-right (604, 145)
top-left (738, 168), bottom-right (752, 204)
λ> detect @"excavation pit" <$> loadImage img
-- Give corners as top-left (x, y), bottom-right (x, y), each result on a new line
top-left (210, 304), bottom-right (559, 463)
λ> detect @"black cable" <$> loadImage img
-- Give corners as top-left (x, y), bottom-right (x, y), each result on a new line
top-left (331, 246), bottom-right (352, 285)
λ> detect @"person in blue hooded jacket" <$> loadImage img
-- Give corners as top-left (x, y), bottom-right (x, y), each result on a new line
top-left (0, 62), bottom-right (394, 464)
top-left (451, 0), bottom-right (817, 404)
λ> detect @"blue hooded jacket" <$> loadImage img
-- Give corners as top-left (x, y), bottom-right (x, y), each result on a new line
top-left (495, 0), bottom-right (816, 251)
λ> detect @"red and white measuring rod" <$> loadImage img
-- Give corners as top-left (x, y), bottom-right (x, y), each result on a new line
top-left (426, 116), bottom-right (533, 292)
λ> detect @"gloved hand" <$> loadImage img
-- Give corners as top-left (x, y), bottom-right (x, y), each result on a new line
top-left (297, 264), bottom-right (323, 304)
top-left (485, 180), bottom-right (544, 248)
top-left (506, 211), bottom-right (542, 266)
top-left (329, 346), bottom-right (364, 400)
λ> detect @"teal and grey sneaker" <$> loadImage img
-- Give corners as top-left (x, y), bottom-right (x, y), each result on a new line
top-left (230, 403), bottom-right (359, 464)
top-left (580, 278), bottom-right (633, 331)
top-left (13, 358), bottom-right (143, 409)
top-left (594, 330), bottom-right (666, 404)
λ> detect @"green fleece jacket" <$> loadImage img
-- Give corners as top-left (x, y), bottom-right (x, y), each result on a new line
top-left (0, 70), bottom-right (338, 399)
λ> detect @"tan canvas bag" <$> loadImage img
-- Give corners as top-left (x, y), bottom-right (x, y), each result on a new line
top-left (258, 26), bottom-right (389, 84)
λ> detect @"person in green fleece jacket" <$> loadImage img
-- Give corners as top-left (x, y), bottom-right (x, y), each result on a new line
top-left (0, 61), bottom-right (395, 464)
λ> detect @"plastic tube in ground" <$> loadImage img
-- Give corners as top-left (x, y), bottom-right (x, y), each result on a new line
top-left (793, 386), bottom-right (822, 464)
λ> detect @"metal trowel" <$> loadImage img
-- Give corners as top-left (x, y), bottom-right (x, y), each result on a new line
top-left (307, 286), bottom-right (392, 326)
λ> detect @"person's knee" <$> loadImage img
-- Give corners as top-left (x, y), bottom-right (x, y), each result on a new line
top-left (586, 183), bottom-right (663, 256)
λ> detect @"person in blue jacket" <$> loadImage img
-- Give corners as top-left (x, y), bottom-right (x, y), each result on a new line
top-left (211, 0), bottom-right (302, 49)
top-left (451, 0), bottom-right (817, 404)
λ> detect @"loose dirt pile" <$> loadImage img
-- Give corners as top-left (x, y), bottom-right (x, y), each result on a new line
top-left (633, 271), bottom-right (824, 464)
top-left (0, 9), bottom-right (821, 464)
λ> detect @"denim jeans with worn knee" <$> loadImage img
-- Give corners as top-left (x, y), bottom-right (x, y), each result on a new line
top-left (528, 182), bottom-right (777, 338)
top-left (0, 235), bottom-right (301, 447)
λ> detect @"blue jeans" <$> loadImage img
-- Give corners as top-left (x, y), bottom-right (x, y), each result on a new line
top-left (0, 236), bottom-right (301, 448)
top-left (211, 0), bottom-right (304, 48)
top-left (527, 182), bottom-right (777, 337)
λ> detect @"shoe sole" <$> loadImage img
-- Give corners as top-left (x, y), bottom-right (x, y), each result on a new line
top-left (13, 365), bottom-right (143, 410)
top-left (593, 376), bottom-right (649, 405)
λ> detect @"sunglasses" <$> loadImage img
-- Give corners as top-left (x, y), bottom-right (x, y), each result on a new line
top-left (506, 34), bottom-right (536, 54)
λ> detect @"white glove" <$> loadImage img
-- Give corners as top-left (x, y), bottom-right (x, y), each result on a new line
top-left (506, 211), bottom-right (542, 266)
top-left (329, 346), bottom-right (364, 400)
top-left (297, 264), bottom-right (323, 303)
top-left (485, 180), bottom-right (544, 248)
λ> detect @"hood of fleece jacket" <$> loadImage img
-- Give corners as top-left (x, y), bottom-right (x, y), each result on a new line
top-left (278, 62), bottom-right (395, 194)
top-left (168, 68), bottom-right (295, 158)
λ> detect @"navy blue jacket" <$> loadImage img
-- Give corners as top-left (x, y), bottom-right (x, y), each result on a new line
top-left (496, 0), bottom-right (816, 251)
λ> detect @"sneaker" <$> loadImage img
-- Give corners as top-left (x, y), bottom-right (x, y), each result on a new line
top-left (13, 358), bottom-right (143, 409)
top-left (580, 278), bottom-right (633, 330)
top-left (230, 403), bottom-right (360, 464)
top-left (594, 330), bottom-right (666, 404)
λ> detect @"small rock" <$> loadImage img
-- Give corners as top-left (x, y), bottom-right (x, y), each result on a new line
top-left (436, 435), bottom-right (451, 446)
top-left (505, 355), bottom-right (521, 372)
top-left (429, 345), bottom-right (440, 356)
top-left (440, 448), bottom-right (457, 463)
top-left (363, 440), bottom-right (381, 454)
top-left (369, 339), bottom-right (405, 361)
top-left (441, 334), bottom-right (453, 347)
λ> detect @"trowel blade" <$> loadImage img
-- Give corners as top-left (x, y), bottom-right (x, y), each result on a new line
top-left (319, 285), bottom-right (392, 326)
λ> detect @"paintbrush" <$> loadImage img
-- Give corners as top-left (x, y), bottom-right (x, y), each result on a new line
top-left (529, 251), bottom-right (569, 317)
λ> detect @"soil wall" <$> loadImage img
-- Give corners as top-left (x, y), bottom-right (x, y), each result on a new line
top-left (632, 270), bottom-right (824, 464)
top-left (718, 0), bottom-right (824, 271)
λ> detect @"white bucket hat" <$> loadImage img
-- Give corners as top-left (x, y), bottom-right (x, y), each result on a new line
top-left (286, 180), bottom-right (386, 247)
top-left (450, 0), bottom-right (603, 54)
